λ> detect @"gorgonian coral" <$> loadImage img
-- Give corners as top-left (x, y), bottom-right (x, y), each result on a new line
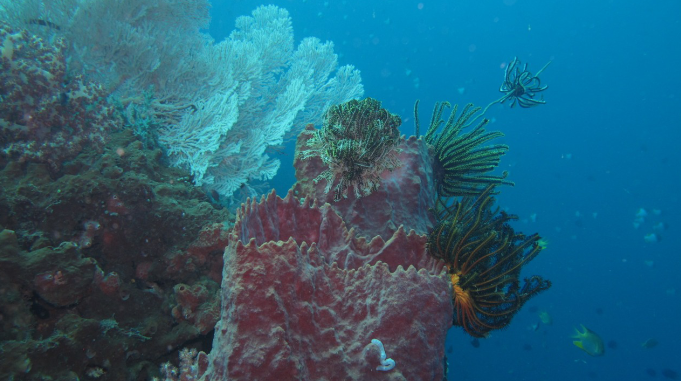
top-left (300, 97), bottom-right (401, 201)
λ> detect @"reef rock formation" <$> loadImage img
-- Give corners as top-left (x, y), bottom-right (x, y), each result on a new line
top-left (0, 129), bottom-right (232, 380)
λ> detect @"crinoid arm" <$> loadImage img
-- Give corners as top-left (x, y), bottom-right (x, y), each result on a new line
top-left (427, 185), bottom-right (551, 337)
top-left (415, 101), bottom-right (513, 198)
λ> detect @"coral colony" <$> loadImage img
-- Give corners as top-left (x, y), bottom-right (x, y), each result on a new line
top-left (0, 2), bottom-right (550, 380)
top-left (0, 22), bottom-right (114, 170)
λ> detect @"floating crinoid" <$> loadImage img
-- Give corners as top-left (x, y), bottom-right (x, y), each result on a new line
top-left (427, 185), bottom-right (551, 337)
top-left (496, 57), bottom-right (551, 109)
top-left (470, 57), bottom-right (551, 121)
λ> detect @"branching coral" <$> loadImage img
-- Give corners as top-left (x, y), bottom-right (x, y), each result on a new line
top-left (427, 185), bottom-right (551, 337)
top-left (300, 97), bottom-right (401, 201)
top-left (415, 100), bottom-right (512, 198)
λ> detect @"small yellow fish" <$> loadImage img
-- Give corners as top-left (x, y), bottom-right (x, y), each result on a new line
top-left (537, 238), bottom-right (549, 250)
top-left (572, 325), bottom-right (605, 356)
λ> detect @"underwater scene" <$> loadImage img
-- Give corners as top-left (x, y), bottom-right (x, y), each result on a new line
top-left (0, 0), bottom-right (679, 380)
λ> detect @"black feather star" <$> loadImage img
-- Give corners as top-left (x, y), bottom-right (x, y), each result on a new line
top-left (498, 57), bottom-right (551, 108)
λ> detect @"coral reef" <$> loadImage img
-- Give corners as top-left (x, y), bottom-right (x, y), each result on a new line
top-left (0, 129), bottom-right (232, 380)
top-left (1, 3), bottom-right (363, 199)
top-left (157, 347), bottom-right (209, 381)
top-left (179, 111), bottom-right (448, 381)
top-left (0, 22), bottom-right (114, 170)
top-left (0, 3), bottom-right (554, 379)
top-left (171, 280), bottom-right (221, 335)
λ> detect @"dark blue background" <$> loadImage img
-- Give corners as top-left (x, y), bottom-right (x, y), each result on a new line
top-left (209, 1), bottom-right (681, 379)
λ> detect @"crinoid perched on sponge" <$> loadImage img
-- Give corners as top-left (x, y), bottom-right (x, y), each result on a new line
top-left (300, 97), bottom-right (402, 201)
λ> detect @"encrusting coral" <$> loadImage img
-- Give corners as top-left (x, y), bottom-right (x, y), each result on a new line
top-left (0, 21), bottom-right (114, 170)
top-left (0, 129), bottom-right (232, 380)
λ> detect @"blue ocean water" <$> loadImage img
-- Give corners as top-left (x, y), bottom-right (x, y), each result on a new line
top-left (211, 1), bottom-right (681, 380)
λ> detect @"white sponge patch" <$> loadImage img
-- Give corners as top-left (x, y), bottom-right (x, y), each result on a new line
top-left (364, 338), bottom-right (396, 372)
